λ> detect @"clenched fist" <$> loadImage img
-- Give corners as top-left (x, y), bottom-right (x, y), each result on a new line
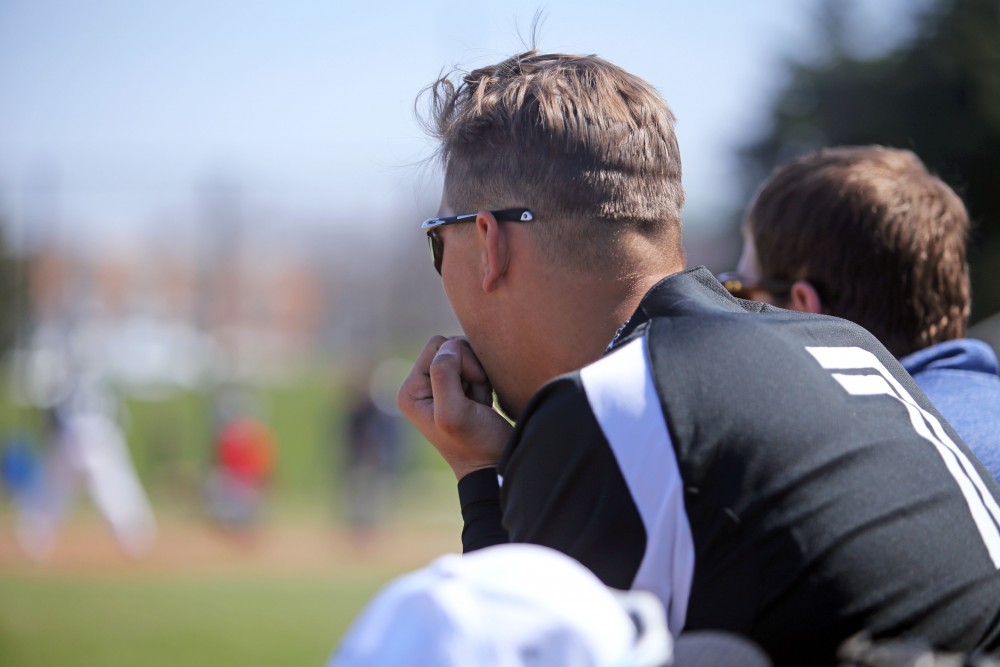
top-left (397, 336), bottom-right (514, 480)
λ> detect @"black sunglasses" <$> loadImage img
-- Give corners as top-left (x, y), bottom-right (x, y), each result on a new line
top-left (420, 208), bottom-right (535, 275)
top-left (717, 271), bottom-right (796, 300)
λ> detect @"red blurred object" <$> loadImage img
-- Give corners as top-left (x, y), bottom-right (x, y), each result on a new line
top-left (217, 418), bottom-right (275, 484)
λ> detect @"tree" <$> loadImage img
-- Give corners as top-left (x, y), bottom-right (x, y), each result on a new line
top-left (741, 0), bottom-right (1000, 321)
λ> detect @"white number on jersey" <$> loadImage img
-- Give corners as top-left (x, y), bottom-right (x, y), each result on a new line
top-left (807, 346), bottom-right (1000, 568)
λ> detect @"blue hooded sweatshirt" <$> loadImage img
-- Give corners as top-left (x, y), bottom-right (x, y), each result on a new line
top-left (901, 338), bottom-right (1000, 484)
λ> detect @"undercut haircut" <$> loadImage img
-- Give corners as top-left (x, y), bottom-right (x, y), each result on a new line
top-left (420, 50), bottom-right (685, 269)
top-left (747, 145), bottom-right (971, 358)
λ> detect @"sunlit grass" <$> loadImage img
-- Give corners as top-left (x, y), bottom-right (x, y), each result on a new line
top-left (0, 572), bottom-right (388, 667)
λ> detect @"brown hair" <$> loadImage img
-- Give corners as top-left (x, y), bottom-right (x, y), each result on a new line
top-left (420, 50), bottom-right (685, 269)
top-left (747, 145), bottom-right (970, 358)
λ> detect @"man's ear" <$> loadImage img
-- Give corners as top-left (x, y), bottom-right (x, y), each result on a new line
top-left (787, 280), bottom-right (823, 314)
top-left (476, 210), bottom-right (509, 293)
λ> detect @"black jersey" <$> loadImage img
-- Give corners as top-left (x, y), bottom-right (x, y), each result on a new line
top-left (458, 267), bottom-right (1000, 666)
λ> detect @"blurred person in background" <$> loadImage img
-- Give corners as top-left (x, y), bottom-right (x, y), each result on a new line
top-left (727, 145), bottom-right (1000, 483)
top-left (204, 387), bottom-right (275, 533)
top-left (0, 431), bottom-right (45, 553)
top-left (397, 49), bottom-right (1000, 665)
top-left (17, 379), bottom-right (156, 559)
top-left (339, 368), bottom-right (404, 543)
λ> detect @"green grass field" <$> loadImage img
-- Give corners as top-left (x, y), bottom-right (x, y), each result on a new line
top-left (0, 510), bottom-right (462, 667)
top-left (0, 572), bottom-right (386, 667)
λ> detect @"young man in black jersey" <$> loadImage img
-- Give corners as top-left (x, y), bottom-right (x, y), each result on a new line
top-left (397, 50), bottom-right (1000, 666)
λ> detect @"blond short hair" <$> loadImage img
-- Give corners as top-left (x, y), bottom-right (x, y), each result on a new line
top-left (421, 50), bottom-right (685, 269)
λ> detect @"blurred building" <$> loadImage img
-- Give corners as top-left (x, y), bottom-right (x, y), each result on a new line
top-left (20, 240), bottom-right (325, 390)
top-left (4, 185), bottom-right (458, 400)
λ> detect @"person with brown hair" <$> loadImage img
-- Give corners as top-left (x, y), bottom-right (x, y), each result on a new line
top-left (728, 145), bottom-right (1000, 483)
top-left (397, 50), bottom-right (1000, 665)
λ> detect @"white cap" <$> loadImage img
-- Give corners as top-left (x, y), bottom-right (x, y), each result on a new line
top-left (328, 543), bottom-right (672, 667)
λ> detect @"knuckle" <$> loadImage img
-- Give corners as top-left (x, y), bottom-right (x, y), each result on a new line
top-left (398, 373), bottom-right (416, 396)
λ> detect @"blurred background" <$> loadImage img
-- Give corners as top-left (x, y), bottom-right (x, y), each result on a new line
top-left (1, 0), bottom-right (998, 665)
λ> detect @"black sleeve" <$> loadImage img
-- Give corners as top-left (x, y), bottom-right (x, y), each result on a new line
top-left (496, 375), bottom-right (647, 590)
top-left (457, 467), bottom-right (509, 552)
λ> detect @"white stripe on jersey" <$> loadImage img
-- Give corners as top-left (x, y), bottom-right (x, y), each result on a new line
top-left (807, 346), bottom-right (1000, 567)
top-left (580, 337), bottom-right (695, 633)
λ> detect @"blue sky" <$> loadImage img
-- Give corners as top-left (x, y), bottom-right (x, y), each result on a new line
top-left (0, 0), bottom-right (927, 248)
